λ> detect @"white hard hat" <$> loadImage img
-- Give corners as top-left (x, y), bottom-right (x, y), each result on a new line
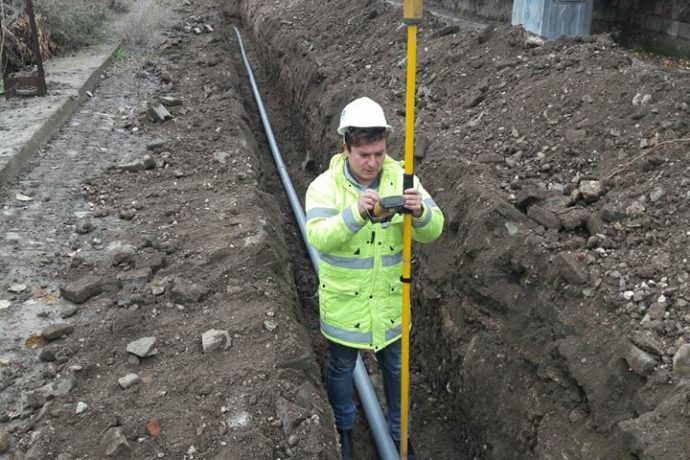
top-left (337, 97), bottom-right (391, 135)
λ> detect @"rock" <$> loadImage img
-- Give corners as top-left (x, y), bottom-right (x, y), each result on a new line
top-left (133, 253), bottom-right (166, 272)
top-left (557, 208), bottom-right (588, 230)
top-left (585, 213), bottom-right (606, 236)
top-left (148, 103), bottom-right (172, 122)
top-left (76, 401), bottom-right (88, 414)
top-left (414, 134), bottom-right (429, 160)
top-left (464, 91), bottom-right (484, 108)
top-left (527, 205), bottom-right (561, 230)
top-left (60, 277), bottom-right (103, 304)
top-left (623, 342), bottom-right (658, 376)
top-left (673, 344), bottom-right (690, 377)
top-left (431, 24), bottom-right (460, 39)
top-left (94, 207), bottom-right (111, 218)
top-left (160, 96), bottom-right (182, 107)
top-left (171, 277), bottom-right (209, 303)
top-left (554, 252), bottom-right (588, 285)
top-left (59, 305), bottom-right (78, 319)
top-left (118, 373), bottom-right (141, 390)
top-left (0, 300), bottom-right (10, 310)
top-left (8, 283), bottom-right (27, 293)
top-left (541, 196), bottom-right (572, 214)
top-left (38, 348), bottom-right (56, 362)
top-left (118, 209), bottom-right (136, 220)
top-left (0, 430), bottom-right (11, 454)
top-left (41, 323), bottom-right (74, 340)
top-left (117, 155), bottom-right (156, 172)
top-left (630, 332), bottom-right (664, 356)
top-left (515, 186), bottom-right (544, 208)
top-left (626, 201), bottom-right (646, 217)
top-left (116, 267), bottom-right (153, 289)
top-left (649, 187), bottom-right (666, 203)
top-left (648, 302), bottom-right (666, 320)
top-left (264, 319), bottom-right (278, 332)
top-left (275, 396), bottom-right (305, 434)
top-left (202, 329), bottom-right (231, 353)
top-left (477, 25), bottom-right (494, 44)
top-left (579, 180), bottom-right (603, 202)
top-left (600, 203), bottom-right (625, 222)
top-left (632, 93), bottom-right (652, 106)
top-left (146, 138), bottom-right (167, 151)
top-left (213, 151), bottom-right (229, 164)
top-left (29, 375), bottom-right (76, 407)
top-left (126, 337), bottom-right (158, 358)
top-left (101, 427), bottom-right (131, 457)
top-left (564, 128), bottom-right (587, 144)
top-left (112, 246), bottom-right (136, 266)
top-left (75, 219), bottom-right (94, 234)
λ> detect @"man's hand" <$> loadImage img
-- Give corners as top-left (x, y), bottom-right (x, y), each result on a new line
top-left (403, 188), bottom-right (424, 218)
top-left (358, 189), bottom-right (380, 218)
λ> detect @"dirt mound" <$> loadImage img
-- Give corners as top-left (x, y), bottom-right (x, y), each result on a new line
top-left (230, 0), bottom-right (690, 457)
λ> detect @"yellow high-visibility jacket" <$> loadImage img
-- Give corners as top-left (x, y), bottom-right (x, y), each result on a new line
top-left (305, 153), bottom-right (444, 351)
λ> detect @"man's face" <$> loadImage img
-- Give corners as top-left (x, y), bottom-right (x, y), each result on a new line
top-left (344, 138), bottom-right (386, 186)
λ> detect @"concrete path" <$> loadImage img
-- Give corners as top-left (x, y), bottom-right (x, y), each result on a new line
top-left (0, 43), bottom-right (120, 188)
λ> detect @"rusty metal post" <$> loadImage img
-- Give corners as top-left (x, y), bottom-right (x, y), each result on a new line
top-left (25, 0), bottom-right (47, 96)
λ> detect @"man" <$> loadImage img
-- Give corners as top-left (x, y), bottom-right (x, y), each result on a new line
top-left (305, 97), bottom-right (444, 459)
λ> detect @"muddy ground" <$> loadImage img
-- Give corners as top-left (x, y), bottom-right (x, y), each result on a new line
top-left (2, 0), bottom-right (690, 459)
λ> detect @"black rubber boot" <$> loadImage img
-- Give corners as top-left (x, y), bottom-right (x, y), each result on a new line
top-left (338, 429), bottom-right (354, 460)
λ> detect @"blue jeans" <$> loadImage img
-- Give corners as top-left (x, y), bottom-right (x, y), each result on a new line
top-left (326, 339), bottom-right (409, 441)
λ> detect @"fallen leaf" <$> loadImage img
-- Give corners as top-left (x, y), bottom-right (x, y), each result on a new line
top-left (145, 419), bottom-right (161, 437)
top-left (25, 335), bottom-right (48, 349)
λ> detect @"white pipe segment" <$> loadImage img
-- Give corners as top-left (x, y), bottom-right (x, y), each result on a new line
top-left (232, 25), bottom-right (399, 460)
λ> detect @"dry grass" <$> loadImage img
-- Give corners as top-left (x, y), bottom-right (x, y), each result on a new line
top-left (33, 0), bottom-right (111, 52)
top-left (117, 0), bottom-right (172, 49)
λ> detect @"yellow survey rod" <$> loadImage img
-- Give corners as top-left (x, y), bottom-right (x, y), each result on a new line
top-left (401, 1), bottom-right (422, 459)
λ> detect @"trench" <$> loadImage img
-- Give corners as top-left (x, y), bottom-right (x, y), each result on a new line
top-left (221, 17), bottom-right (474, 460)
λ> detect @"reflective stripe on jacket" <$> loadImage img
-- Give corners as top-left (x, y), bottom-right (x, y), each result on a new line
top-left (305, 153), bottom-right (444, 351)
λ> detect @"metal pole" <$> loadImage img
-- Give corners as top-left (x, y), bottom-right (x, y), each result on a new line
top-left (401, 1), bottom-right (422, 458)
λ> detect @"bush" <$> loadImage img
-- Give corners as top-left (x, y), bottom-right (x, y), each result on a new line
top-left (118, 0), bottom-right (171, 49)
top-left (33, 0), bottom-right (110, 52)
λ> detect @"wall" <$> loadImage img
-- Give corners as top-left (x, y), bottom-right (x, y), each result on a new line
top-left (428, 0), bottom-right (690, 56)
top-left (592, 0), bottom-right (690, 56)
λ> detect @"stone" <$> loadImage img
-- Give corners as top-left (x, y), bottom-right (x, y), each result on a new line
top-left (38, 348), bottom-right (56, 362)
top-left (148, 103), bottom-right (172, 122)
top-left (213, 151), bottom-right (229, 164)
top-left (94, 207), bottom-right (111, 218)
top-left (275, 396), bottom-right (304, 434)
top-left (464, 91), bottom-right (484, 108)
top-left (8, 283), bottom-right (27, 293)
top-left (557, 208), bottom-right (588, 231)
top-left (431, 24), bottom-right (460, 39)
top-left (579, 180), bottom-right (603, 202)
top-left (264, 319), bottom-right (278, 332)
top-left (29, 376), bottom-right (76, 407)
top-left (118, 155), bottom-right (156, 172)
top-left (126, 337), bottom-right (158, 358)
top-left (554, 252), bottom-right (588, 285)
top-left (202, 329), bottom-right (231, 353)
top-left (146, 138), bottom-right (167, 151)
top-left (527, 205), bottom-right (561, 230)
top-left (101, 427), bottom-right (131, 457)
top-left (133, 253), bottom-right (166, 272)
top-left (541, 196), bottom-right (572, 214)
top-left (116, 267), bottom-right (153, 289)
top-left (623, 343), bottom-right (658, 376)
top-left (76, 401), bottom-right (88, 414)
top-left (630, 332), bottom-right (664, 356)
top-left (0, 430), bottom-right (11, 454)
top-left (649, 187), bottom-right (666, 203)
top-left (585, 213), bottom-right (605, 236)
top-left (41, 323), bottom-right (74, 340)
top-left (118, 373), bottom-right (141, 390)
top-left (600, 203), bottom-right (625, 222)
top-left (673, 344), bottom-right (690, 377)
top-left (171, 277), bottom-right (209, 303)
top-left (60, 305), bottom-right (78, 319)
top-left (118, 209), bottom-right (136, 220)
top-left (60, 277), bottom-right (103, 304)
top-left (648, 302), bottom-right (666, 320)
top-left (626, 201), bottom-right (646, 217)
top-left (564, 128), bottom-right (587, 144)
top-left (160, 96), bottom-right (182, 107)
top-left (515, 186), bottom-right (543, 208)
top-left (75, 219), bottom-right (93, 234)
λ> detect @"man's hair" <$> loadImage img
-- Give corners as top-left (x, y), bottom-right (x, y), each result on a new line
top-left (344, 127), bottom-right (388, 150)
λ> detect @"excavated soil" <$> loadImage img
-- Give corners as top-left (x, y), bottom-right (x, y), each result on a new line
top-left (2, 0), bottom-right (690, 459)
